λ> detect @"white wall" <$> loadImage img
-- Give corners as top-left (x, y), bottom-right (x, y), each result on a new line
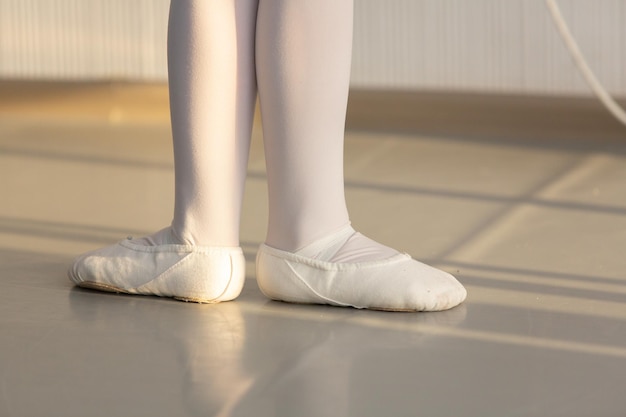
top-left (0, 0), bottom-right (624, 96)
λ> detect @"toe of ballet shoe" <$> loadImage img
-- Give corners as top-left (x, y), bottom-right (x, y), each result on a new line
top-left (68, 238), bottom-right (245, 303)
top-left (404, 270), bottom-right (467, 311)
top-left (255, 244), bottom-right (466, 312)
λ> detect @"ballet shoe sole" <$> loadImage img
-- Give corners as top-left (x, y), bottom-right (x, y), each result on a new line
top-left (269, 297), bottom-right (429, 312)
top-left (77, 281), bottom-right (130, 294)
top-left (76, 280), bottom-right (228, 304)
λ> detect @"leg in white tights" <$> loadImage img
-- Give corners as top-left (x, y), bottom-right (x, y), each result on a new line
top-left (255, 0), bottom-right (467, 310)
top-left (67, 0), bottom-right (256, 302)
top-left (168, 0), bottom-right (258, 247)
top-left (256, 0), bottom-right (396, 263)
top-left (256, 0), bottom-right (351, 252)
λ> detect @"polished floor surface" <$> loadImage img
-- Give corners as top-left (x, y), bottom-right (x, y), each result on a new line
top-left (1, 83), bottom-right (626, 417)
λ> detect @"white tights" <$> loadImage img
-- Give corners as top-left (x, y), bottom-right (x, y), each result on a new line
top-left (70, 0), bottom-right (466, 309)
top-left (164, 0), bottom-right (396, 263)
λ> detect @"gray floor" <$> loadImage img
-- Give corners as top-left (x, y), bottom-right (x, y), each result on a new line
top-left (1, 83), bottom-right (626, 417)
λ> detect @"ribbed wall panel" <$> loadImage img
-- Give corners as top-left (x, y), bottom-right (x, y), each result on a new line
top-left (0, 0), bottom-right (624, 95)
top-left (351, 0), bottom-right (626, 95)
top-left (0, 0), bottom-right (170, 80)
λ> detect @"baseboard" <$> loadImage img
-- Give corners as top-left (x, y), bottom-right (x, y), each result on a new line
top-left (346, 89), bottom-right (626, 142)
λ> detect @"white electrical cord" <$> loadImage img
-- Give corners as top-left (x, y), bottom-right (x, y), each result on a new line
top-left (545, 0), bottom-right (626, 126)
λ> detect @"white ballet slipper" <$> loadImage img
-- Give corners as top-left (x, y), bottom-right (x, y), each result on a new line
top-left (69, 237), bottom-right (245, 303)
top-left (256, 244), bottom-right (467, 311)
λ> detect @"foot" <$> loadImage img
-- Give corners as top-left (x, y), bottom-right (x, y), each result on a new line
top-left (255, 225), bottom-right (466, 311)
top-left (69, 227), bottom-right (245, 303)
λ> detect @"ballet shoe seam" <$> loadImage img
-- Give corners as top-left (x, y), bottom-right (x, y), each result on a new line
top-left (211, 253), bottom-right (237, 301)
top-left (132, 251), bottom-right (194, 292)
top-left (164, 252), bottom-right (238, 302)
top-left (131, 252), bottom-right (239, 302)
top-left (284, 260), bottom-right (351, 307)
